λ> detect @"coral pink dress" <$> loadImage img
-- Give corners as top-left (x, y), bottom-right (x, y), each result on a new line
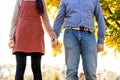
top-left (13, 0), bottom-right (45, 55)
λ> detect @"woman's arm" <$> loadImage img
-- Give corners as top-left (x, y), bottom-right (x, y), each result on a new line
top-left (9, 0), bottom-right (20, 40)
top-left (41, 0), bottom-right (57, 41)
top-left (8, 0), bottom-right (20, 48)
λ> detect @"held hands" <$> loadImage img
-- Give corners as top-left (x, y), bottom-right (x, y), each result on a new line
top-left (8, 40), bottom-right (14, 49)
top-left (51, 38), bottom-right (59, 48)
top-left (97, 44), bottom-right (104, 52)
top-left (51, 38), bottom-right (63, 57)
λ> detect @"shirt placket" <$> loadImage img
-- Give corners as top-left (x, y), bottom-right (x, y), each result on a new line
top-left (79, 0), bottom-right (83, 25)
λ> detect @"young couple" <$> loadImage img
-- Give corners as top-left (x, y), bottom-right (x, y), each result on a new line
top-left (8, 0), bottom-right (106, 80)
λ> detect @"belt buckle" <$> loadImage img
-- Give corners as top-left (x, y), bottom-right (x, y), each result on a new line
top-left (80, 27), bottom-right (87, 31)
top-left (83, 27), bottom-right (92, 34)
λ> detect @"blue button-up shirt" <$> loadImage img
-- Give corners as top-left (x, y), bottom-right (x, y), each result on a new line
top-left (53, 0), bottom-right (106, 44)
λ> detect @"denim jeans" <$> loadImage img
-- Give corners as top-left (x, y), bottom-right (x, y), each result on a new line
top-left (63, 29), bottom-right (97, 80)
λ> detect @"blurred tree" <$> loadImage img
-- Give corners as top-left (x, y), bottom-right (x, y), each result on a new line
top-left (46, 0), bottom-right (120, 54)
top-left (44, 68), bottom-right (52, 80)
top-left (51, 70), bottom-right (61, 80)
top-left (100, 0), bottom-right (120, 54)
top-left (46, 0), bottom-right (60, 23)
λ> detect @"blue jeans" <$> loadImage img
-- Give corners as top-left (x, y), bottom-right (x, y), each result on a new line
top-left (63, 29), bottom-right (97, 80)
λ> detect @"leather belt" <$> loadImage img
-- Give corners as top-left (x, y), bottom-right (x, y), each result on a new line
top-left (66, 26), bottom-right (93, 34)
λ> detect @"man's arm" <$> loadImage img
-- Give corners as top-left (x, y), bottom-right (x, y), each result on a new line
top-left (94, 0), bottom-right (106, 52)
top-left (53, 0), bottom-right (66, 37)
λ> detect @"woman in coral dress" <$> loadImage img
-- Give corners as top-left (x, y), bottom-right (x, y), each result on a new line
top-left (8, 0), bottom-right (58, 80)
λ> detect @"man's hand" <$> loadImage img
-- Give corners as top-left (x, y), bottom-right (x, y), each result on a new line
top-left (97, 44), bottom-right (104, 52)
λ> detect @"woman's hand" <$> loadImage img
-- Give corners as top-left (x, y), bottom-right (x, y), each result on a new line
top-left (8, 40), bottom-right (15, 49)
top-left (51, 38), bottom-right (59, 48)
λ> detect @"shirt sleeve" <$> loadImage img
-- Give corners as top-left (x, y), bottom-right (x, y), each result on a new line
top-left (53, 0), bottom-right (66, 37)
top-left (9, 0), bottom-right (20, 40)
top-left (94, 0), bottom-right (106, 44)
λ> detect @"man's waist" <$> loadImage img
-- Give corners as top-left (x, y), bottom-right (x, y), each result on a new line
top-left (65, 26), bottom-right (93, 33)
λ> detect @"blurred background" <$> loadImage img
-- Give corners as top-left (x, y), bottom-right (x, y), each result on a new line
top-left (0, 0), bottom-right (120, 80)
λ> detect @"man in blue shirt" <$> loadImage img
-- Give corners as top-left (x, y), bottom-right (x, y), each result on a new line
top-left (53, 0), bottom-right (106, 80)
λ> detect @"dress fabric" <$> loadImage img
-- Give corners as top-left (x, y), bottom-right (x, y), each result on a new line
top-left (13, 0), bottom-right (45, 55)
